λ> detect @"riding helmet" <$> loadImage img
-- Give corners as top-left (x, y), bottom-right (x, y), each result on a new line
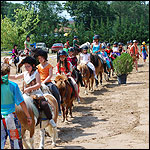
top-left (93, 35), bottom-right (100, 40)
top-left (118, 42), bottom-right (123, 46)
top-left (74, 36), bottom-right (78, 39)
top-left (35, 49), bottom-right (48, 61)
top-left (68, 47), bottom-right (75, 52)
top-left (113, 42), bottom-right (118, 45)
top-left (58, 50), bottom-right (68, 57)
top-left (82, 45), bottom-right (88, 50)
top-left (107, 43), bottom-right (111, 47)
top-left (21, 56), bottom-right (37, 67)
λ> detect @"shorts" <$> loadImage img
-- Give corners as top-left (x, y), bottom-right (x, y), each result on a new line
top-left (1, 113), bottom-right (23, 149)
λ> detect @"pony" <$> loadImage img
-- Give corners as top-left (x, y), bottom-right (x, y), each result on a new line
top-left (3, 55), bottom-right (25, 74)
top-left (77, 64), bottom-right (94, 95)
top-left (54, 75), bottom-right (76, 122)
top-left (90, 53), bottom-right (103, 86)
top-left (15, 90), bottom-right (58, 149)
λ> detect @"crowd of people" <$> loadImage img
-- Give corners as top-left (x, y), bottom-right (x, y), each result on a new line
top-left (1, 34), bottom-right (148, 149)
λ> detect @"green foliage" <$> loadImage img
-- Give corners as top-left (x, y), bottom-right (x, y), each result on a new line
top-left (1, 6), bottom-right (39, 50)
top-left (113, 53), bottom-right (134, 76)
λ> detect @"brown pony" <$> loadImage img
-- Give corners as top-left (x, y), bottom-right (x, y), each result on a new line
top-left (54, 75), bottom-right (76, 122)
top-left (15, 93), bottom-right (58, 149)
top-left (77, 64), bottom-right (94, 95)
top-left (90, 53), bottom-right (104, 85)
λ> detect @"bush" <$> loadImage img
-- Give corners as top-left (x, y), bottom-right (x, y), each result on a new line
top-left (113, 53), bottom-right (134, 76)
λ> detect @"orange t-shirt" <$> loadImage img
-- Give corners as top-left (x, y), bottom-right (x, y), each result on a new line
top-left (37, 63), bottom-right (53, 82)
top-left (130, 45), bottom-right (139, 55)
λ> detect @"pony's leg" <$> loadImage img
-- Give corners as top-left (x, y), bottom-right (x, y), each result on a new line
top-left (69, 103), bottom-right (73, 118)
top-left (22, 129), bottom-right (31, 149)
top-left (29, 136), bottom-right (34, 149)
top-left (62, 105), bottom-right (65, 122)
top-left (65, 106), bottom-right (69, 121)
top-left (39, 129), bottom-right (45, 149)
top-left (91, 79), bottom-right (94, 91)
top-left (100, 72), bottom-right (103, 85)
top-left (51, 125), bottom-right (57, 147)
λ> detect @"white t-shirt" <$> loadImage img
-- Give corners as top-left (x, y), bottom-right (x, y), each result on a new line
top-left (80, 53), bottom-right (90, 64)
top-left (112, 47), bottom-right (119, 52)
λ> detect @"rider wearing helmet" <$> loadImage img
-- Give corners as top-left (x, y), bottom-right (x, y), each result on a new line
top-left (63, 43), bottom-right (69, 54)
top-left (9, 56), bottom-right (57, 129)
top-left (56, 50), bottom-right (81, 103)
top-left (112, 41), bottom-right (120, 56)
top-left (67, 47), bottom-right (84, 87)
top-left (79, 45), bottom-right (99, 85)
top-left (35, 49), bottom-right (62, 115)
top-left (91, 35), bottom-right (109, 74)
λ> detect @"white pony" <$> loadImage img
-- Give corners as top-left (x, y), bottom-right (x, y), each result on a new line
top-left (15, 84), bottom-right (59, 149)
top-left (80, 42), bottom-right (91, 49)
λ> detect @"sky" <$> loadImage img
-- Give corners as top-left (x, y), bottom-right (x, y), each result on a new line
top-left (7, 1), bottom-right (71, 19)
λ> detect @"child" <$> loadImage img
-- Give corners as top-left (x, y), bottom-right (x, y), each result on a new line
top-left (91, 35), bottom-right (108, 74)
top-left (63, 43), bottom-right (69, 54)
top-left (112, 42), bottom-right (121, 56)
top-left (100, 46), bottom-right (111, 77)
top-left (35, 49), bottom-right (62, 115)
top-left (79, 45), bottom-right (98, 85)
top-left (12, 44), bottom-right (19, 65)
top-left (67, 47), bottom-right (84, 87)
top-left (9, 56), bottom-right (57, 130)
top-left (24, 35), bottom-right (31, 56)
top-left (56, 50), bottom-right (81, 104)
top-left (1, 63), bottom-right (32, 149)
top-left (140, 41), bottom-right (148, 64)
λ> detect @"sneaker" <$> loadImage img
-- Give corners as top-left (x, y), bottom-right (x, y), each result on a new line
top-left (94, 75), bottom-right (98, 80)
top-left (77, 97), bottom-right (81, 104)
top-left (58, 112), bottom-right (61, 116)
top-left (49, 119), bottom-right (56, 128)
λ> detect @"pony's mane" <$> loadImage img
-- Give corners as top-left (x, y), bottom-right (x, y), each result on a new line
top-left (90, 54), bottom-right (99, 67)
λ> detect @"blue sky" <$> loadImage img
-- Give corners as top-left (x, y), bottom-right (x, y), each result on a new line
top-left (7, 1), bottom-right (71, 19)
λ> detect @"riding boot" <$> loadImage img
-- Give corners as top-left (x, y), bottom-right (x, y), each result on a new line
top-left (103, 63), bottom-right (108, 74)
top-left (78, 72), bottom-right (85, 87)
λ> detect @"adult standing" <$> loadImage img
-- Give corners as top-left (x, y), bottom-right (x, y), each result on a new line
top-left (1, 63), bottom-right (32, 149)
top-left (24, 35), bottom-right (31, 56)
top-left (130, 40), bottom-right (140, 72)
top-left (140, 41), bottom-right (148, 64)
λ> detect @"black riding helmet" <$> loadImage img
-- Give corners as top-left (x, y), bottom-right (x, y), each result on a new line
top-left (118, 42), bottom-right (123, 46)
top-left (21, 56), bottom-right (37, 69)
top-left (107, 43), bottom-right (111, 47)
top-left (68, 47), bottom-right (74, 52)
top-left (94, 35), bottom-right (100, 40)
top-left (82, 45), bottom-right (88, 50)
top-left (35, 49), bottom-right (48, 61)
top-left (113, 41), bottom-right (118, 45)
top-left (74, 36), bottom-right (78, 39)
top-left (58, 50), bottom-right (68, 57)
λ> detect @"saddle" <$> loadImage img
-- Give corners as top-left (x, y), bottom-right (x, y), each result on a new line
top-left (30, 95), bottom-right (53, 128)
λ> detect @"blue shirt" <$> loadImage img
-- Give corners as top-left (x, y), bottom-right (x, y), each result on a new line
top-left (1, 80), bottom-right (24, 115)
top-left (92, 42), bottom-right (101, 54)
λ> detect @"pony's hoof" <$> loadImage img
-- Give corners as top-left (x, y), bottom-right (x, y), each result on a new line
top-left (52, 142), bottom-right (56, 148)
top-left (38, 146), bottom-right (44, 149)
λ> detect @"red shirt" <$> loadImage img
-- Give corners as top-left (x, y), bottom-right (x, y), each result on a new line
top-left (56, 61), bottom-right (73, 76)
top-left (105, 48), bottom-right (113, 55)
top-left (67, 56), bottom-right (78, 68)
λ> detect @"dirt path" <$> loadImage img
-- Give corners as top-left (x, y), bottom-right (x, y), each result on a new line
top-left (3, 55), bottom-right (149, 149)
